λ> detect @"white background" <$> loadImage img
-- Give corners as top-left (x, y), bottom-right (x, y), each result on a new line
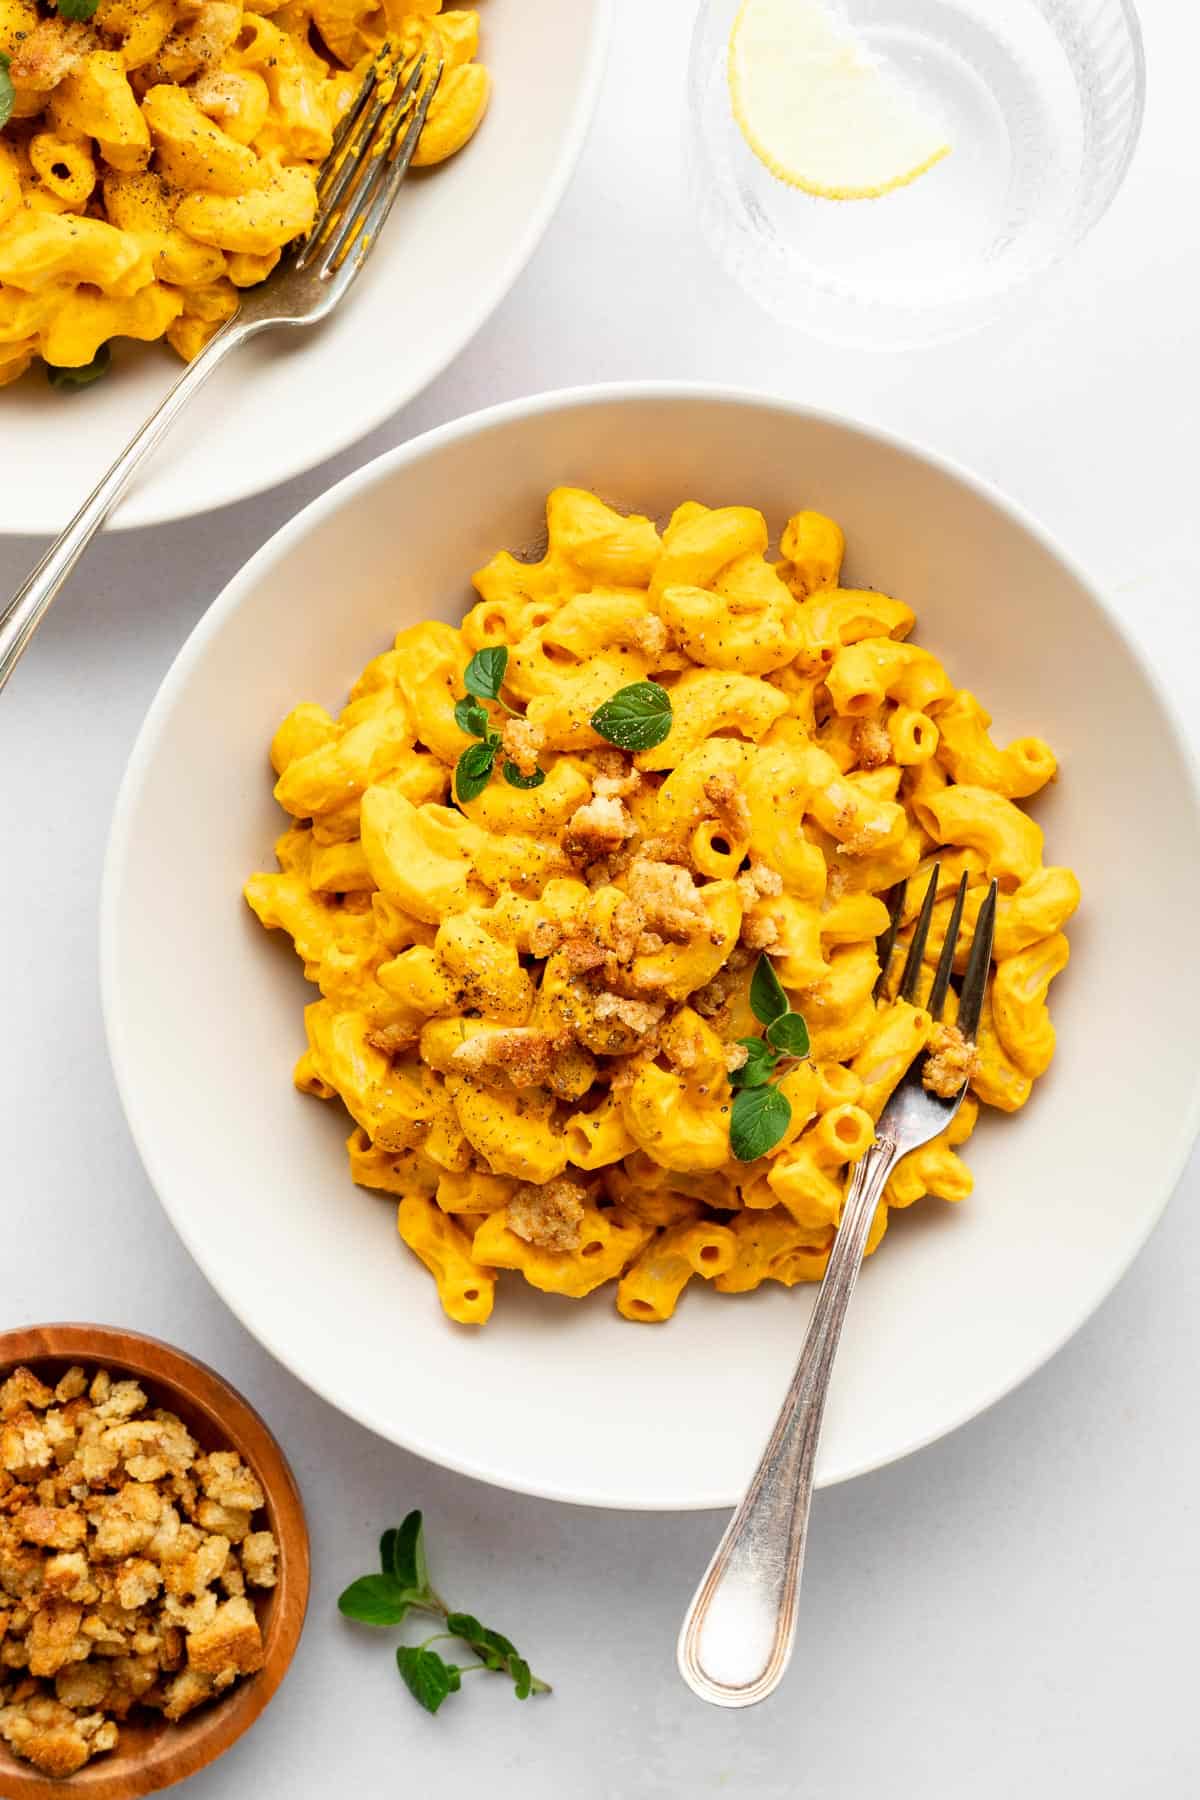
top-left (2, 0), bottom-right (1199, 1793)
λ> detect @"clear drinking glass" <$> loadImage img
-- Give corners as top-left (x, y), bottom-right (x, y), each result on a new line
top-left (686, 0), bottom-right (1146, 347)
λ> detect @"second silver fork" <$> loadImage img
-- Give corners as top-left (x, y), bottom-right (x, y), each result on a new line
top-left (677, 864), bottom-right (998, 1709)
top-left (0, 48), bottom-right (442, 696)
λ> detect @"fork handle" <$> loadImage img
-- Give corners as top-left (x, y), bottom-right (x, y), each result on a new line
top-left (677, 1131), bottom-right (899, 1708)
top-left (0, 311), bottom-right (245, 696)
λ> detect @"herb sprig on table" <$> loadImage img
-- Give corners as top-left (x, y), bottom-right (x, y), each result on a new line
top-left (338, 1510), bottom-right (551, 1715)
top-left (729, 953), bottom-right (811, 1161)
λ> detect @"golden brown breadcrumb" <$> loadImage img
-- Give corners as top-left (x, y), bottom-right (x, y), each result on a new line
top-left (7, 17), bottom-right (94, 86)
top-left (590, 749), bottom-right (642, 800)
top-left (365, 1022), bottom-right (418, 1058)
top-left (922, 1024), bottom-right (981, 1098)
top-left (702, 773), bottom-right (751, 842)
top-left (852, 715), bottom-right (893, 771)
top-left (592, 992), bottom-right (666, 1037)
top-left (562, 795), bottom-right (635, 865)
top-left (740, 857), bottom-right (783, 900)
top-left (500, 717), bottom-right (545, 779)
top-left (506, 1178), bottom-right (587, 1251)
top-left (740, 913), bottom-right (779, 952)
top-left (451, 1028), bottom-right (565, 1089)
top-left (624, 858), bottom-right (707, 940)
top-left (629, 614), bottom-right (669, 659)
top-left (0, 1366), bottom-right (277, 1780)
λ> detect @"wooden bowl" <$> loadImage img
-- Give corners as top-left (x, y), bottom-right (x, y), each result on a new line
top-left (0, 1324), bottom-right (310, 1798)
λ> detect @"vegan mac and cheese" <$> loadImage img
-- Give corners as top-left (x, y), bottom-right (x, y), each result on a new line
top-left (245, 488), bottom-right (1079, 1326)
top-left (0, 0), bottom-right (489, 383)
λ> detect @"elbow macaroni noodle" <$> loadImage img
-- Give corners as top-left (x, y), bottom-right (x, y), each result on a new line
top-left (245, 487), bottom-right (1080, 1326)
top-left (0, 0), bottom-right (490, 382)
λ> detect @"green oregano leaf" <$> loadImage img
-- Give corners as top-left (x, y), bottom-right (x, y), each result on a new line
top-left (729, 1037), bottom-right (778, 1089)
top-left (730, 1083), bottom-right (792, 1162)
top-left (765, 1011), bottom-right (810, 1059)
top-left (502, 761), bottom-right (546, 790)
top-left (337, 1574), bottom-right (413, 1628)
top-left (445, 1612), bottom-right (509, 1671)
top-left (395, 1646), bottom-right (461, 1714)
top-left (56, 0), bottom-right (100, 18)
top-left (444, 1614), bottom-right (550, 1697)
top-left (590, 681), bottom-right (672, 752)
top-left (454, 695), bottom-right (490, 738)
top-left (46, 343), bottom-right (111, 390)
top-left (0, 53), bottom-right (14, 132)
top-left (749, 951), bottom-right (789, 1026)
top-left (390, 1510), bottom-right (430, 1594)
top-left (464, 645), bottom-right (508, 702)
top-left (454, 740), bottom-right (497, 804)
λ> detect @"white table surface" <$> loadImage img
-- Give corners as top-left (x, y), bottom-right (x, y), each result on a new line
top-left (3, 2), bottom-right (1198, 1793)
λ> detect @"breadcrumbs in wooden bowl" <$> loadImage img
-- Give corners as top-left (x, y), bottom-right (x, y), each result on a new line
top-left (0, 1325), bottom-right (309, 1797)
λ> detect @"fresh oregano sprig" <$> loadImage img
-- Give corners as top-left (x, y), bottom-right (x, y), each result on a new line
top-left (338, 1510), bottom-right (551, 1715)
top-left (729, 953), bottom-right (811, 1162)
top-left (0, 53), bottom-right (14, 131)
top-left (453, 647), bottom-right (546, 804)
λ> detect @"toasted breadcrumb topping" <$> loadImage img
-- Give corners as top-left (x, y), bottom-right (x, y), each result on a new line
top-left (725, 1043), bottom-right (749, 1073)
top-left (625, 858), bottom-right (707, 940)
top-left (500, 717), bottom-right (545, 779)
top-left (593, 992), bottom-right (666, 1036)
top-left (365, 1023), bottom-right (418, 1058)
top-left (451, 1027), bottom-right (564, 1089)
top-left (0, 1366), bottom-right (278, 1779)
top-left (835, 813), bottom-right (892, 857)
top-left (528, 917), bottom-right (562, 958)
top-left (590, 749), bottom-right (642, 800)
top-left (740, 913), bottom-right (779, 952)
top-left (852, 716), bottom-right (893, 771)
top-left (922, 1024), bottom-right (981, 1098)
top-left (745, 857), bottom-right (783, 899)
top-left (630, 614), bottom-right (669, 659)
top-left (507, 1178), bottom-right (587, 1252)
top-left (563, 795), bottom-right (635, 865)
top-left (8, 17), bottom-right (94, 86)
top-left (702, 774), bottom-right (752, 842)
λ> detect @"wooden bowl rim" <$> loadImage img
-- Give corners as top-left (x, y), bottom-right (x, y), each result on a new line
top-left (0, 1323), bottom-right (310, 1799)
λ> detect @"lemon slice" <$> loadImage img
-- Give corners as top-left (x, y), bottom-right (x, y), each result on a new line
top-left (729, 0), bottom-right (950, 200)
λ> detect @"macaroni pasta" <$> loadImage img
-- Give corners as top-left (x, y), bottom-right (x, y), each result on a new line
top-left (245, 487), bottom-right (1080, 1325)
top-left (0, 0), bottom-right (489, 382)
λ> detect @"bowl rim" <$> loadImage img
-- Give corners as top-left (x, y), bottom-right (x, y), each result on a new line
top-left (99, 380), bottom-right (1200, 1509)
top-left (5, 0), bottom-right (613, 536)
top-left (0, 1322), bottom-right (310, 1797)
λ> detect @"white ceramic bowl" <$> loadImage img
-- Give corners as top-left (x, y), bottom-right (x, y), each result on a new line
top-left (1, 0), bottom-right (609, 536)
top-left (102, 385), bottom-right (1200, 1510)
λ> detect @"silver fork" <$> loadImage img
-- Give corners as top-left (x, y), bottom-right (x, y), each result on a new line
top-left (0, 48), bottom-right (443, 696)
top-left (677, 863), bottom-right (999, 1709)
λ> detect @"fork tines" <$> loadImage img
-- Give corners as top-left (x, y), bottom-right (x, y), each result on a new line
top-left (876, 865), bottom-right (998, 1037)
top-left (294, 49), bottom-right (443, 279)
